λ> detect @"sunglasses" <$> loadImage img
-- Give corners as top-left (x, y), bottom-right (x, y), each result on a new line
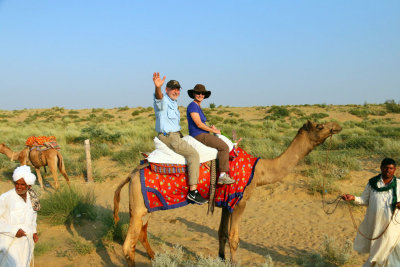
top-left (194, 92), bottom-right (206, 96)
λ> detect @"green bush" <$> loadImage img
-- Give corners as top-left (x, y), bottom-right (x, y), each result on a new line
top-left (69, 237), bottom-right (95, 255)
top-left (349, 108), bottom-right (370, 118)
top-left (385, 99), bottom-right (400, 113)
top-left (374, 126), bottom-right (400, 137)
top-left (91, 143), bottom-right (112, 160)
top-left (265, 106), bottom-right (290, 120)
top-left (72, 125), bottom-right (122, 144)
top-left (117, 106), bottom-right (129, 112)
top-left (320, 235), bottom-right (353, 265)
top-left (209, 103), bottom-right (216, 109)
top-left (39, 186), bottom-right (97, 225)
top-left (100, 210), bottom-right (129, 243)
top-left (131, 110), bottom-right (141, 116)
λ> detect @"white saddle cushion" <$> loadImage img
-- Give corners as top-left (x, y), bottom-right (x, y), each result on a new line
top-left (147, 134), bottom-right (234, 164)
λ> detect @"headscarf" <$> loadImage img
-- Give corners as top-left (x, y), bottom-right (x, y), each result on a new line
top-left (12, 165), bottom-right (36, 185)
top-left (12, 165), bottom-right (40, 211)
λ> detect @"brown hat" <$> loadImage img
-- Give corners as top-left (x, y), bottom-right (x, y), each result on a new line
top-left (166, 80), bottom-right (181, 89)
top-left (187, 84), bottom-right (211, 99)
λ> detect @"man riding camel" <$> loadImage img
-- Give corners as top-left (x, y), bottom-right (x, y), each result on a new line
top-left (152, 72), bottom-right (207, 205)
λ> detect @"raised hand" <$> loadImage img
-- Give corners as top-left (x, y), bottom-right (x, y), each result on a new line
top-left (153, 72), bottom-right (166, 88)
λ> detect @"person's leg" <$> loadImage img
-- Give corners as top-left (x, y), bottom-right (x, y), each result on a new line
top-left (195, 133), bottom-right (235, 185)
top-left (195, 133), bottom-right (229, 171)
top-left (159, 133), bottom-right (206, 204)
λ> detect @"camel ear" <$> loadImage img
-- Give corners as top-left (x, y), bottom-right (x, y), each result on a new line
top-left (305, 120), bottom-right (313, 130)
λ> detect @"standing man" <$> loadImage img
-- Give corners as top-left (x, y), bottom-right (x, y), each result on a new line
top-left (342, 158), bottom-right (400, 267)
top-left (152, 72), bottom-right (207, 205)
top-left (0, 165), bottom-right (39, 267)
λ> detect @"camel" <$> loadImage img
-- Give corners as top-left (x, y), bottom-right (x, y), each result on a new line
top-left (0, 143), bottom-right (70, 189)
top-left (113, 121), bottom-right (342, 266)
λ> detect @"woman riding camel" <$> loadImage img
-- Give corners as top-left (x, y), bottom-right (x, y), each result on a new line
top-left (186, 84), bottom-right (235, 185)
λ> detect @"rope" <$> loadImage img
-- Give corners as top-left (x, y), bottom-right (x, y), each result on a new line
top-left (0, 236), bottom-right (17, 266)
top-left (0, 234), bottom-right (35, 266)
top-left (207, 159), bottom-right (217, 215)
top-left (320, 135), bottom-right (396, 240)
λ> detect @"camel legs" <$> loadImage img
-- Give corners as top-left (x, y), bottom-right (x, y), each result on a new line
top-left (34, 168), bottom-right (44, 189)
top-left (218, 207), bottom-right (230, 260)
top-left (139, 221), bottom-right (155, 259)
top-left (123, 215), bottom-right (143, 267)
top-left (122, 174), bottom-right (154, 266)
top-left (218, 201), bottom-right (247, 263)
top-left (48, 156), bottom-right (60, 189)
top-left (59, 166), bottom-right (70, 186)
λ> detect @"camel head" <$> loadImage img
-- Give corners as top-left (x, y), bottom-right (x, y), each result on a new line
top-left (0, 143), bottom-right (6, 152)
top-left (299, 121), bottom-right (342, 146)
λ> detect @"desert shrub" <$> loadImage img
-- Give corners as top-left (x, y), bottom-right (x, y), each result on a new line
top-left (265, 106), bottom-right (290, 120)
top-left (112, 142), bottom-right (153, 166)
top-left (152, 245), bottom-right (239, 267)
top-left (320, 235), bottom-right (353, 265)
top-left (117, 106), bottom-right (129, 112)
top-left (373, 126), bottom-right (400, 137)
top-left (72, 125), bottom-right (122, 144)
top-left (39, 186), bottom-right (97, 225)
top-left (69, 237), bottom-right (95, 255)
top-left (314, 103), bottom-right (327, 108)
top-left (223, 118), bottom-right (237, 124)
top-left (290, 108), bottom-right (305, 116)
top-left (91, 108), bottom-right (104, 113)
top-left (100, 210), bottom-right (129, 243)
top-left (385, 99), bottom-right (400, 113)
top-left (303, 167), bottom-right (338, 194)
top-left (216, 109), bottom-right (229, 114)
top-left (34, 241), bottom-right (53, 256)
top-left (131, 110), bottom-right (141, 116)
top-left (208, 115), bottom-right (224, 124)
top-left (51, 106), bottom-right (65, 113)
top-left (68, 110), bottom-right (79, 114)
top-left (349, 108), bottom-right (370, 118)
top-left (91, 143), bottom-right (112, 160)
top-left (340, 136), bottom-right (384, 151)
top-left (209, 103), bottom-right (216, 109)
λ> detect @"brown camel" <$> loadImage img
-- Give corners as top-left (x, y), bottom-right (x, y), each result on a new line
top-left (113, 121), bottom-right (342, 266)
top-left (0, 143), bottom-right (70, 189)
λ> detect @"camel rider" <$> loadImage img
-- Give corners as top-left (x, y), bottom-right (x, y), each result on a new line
top-left (152, 72), bottom-right (207, 205)
top-left (0, 165), bottom-right (39, 267)
top-left (342, 158), bottom-right (400, 267)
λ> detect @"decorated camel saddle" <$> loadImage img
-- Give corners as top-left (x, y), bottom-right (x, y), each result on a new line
top-left (26, 136), bottom-right (61, 151)
top-left (141, 135), bottom-right (259, 213)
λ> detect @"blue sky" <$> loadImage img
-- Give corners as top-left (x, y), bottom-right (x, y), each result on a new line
top-left (0, 0), bottom-right (399, 110)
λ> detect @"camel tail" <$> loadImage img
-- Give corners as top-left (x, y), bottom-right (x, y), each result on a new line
top-left (56, 150), bottom-right (70, 182)
top-left (113, 163), bottom-right (149, 224)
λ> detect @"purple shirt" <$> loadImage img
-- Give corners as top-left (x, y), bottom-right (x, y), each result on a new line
top-left (186, 101), bottom-right (208, 137)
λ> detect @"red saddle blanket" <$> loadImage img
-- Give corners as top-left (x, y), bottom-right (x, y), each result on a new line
top-left (140, 147), bottom-right (259, 213)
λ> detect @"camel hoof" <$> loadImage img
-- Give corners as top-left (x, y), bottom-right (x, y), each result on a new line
top-left (218, 252), bottom-right (225, 261)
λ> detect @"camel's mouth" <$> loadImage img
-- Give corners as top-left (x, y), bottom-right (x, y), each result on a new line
top-left (330, 126), bottom-right (342, 134)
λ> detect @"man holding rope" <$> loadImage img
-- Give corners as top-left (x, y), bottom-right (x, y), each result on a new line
top-left (0, 165), bottom-right (39, 266)
top-left (342, 158), bottom-right (400, 266)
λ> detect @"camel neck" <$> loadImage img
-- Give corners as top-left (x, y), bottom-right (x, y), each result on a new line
top-left (1, 145), bottom-right (16, 160)
top-left (255, 132), bottom-right (314, 186)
